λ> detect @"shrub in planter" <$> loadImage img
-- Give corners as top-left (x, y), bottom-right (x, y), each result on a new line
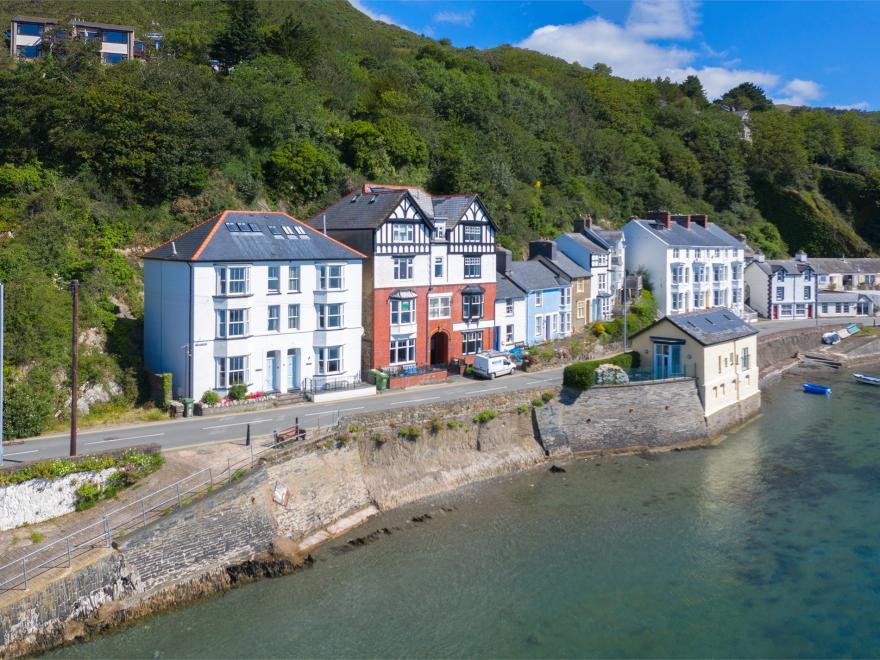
top-left (228, 384), bottom-right (247, 400)
top-left (562, 351), bottom-right (640, 390)
top-left (201, 390), bottom-right (221, 405)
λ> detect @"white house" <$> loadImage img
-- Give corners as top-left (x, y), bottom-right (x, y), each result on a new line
top-left (10, 16), bottom-right (136, 63)
top-left (143, 211), bottom-right (366, 401)
top-left (555, 218), bottom-right (613, 321)
top-left (817, 291), bottom-right (878, 318)
top-left (744, 251), bottom-right (817, 319)
top-left (493, 250), bottom-right (527, 351)
top-left (623, 211), bottom-right (745, 318)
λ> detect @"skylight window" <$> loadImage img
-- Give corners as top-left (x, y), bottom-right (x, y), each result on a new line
top-left (294, 226), bottom-right (307, 236)
top-left (268, 225), bottom-right (282, 235)
top-left (248, 223), bottom-right (261, 232)
top-left (226, 223), bottom-right (239, 232)
top-left (237, 223), bottom-right (251, 232)
top-left (282, 226), bottom-right (294, 235)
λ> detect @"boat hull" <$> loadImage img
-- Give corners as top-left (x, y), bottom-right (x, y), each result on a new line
top-left (803, 383), bottom-right (832, 395)
top-left (854, 374), bottom-right (880, 386)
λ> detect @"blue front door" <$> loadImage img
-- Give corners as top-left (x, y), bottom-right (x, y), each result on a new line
top-left (652, 343), bottom-right (682, 379)
top-left (265, 352), bottom-right (278, 392)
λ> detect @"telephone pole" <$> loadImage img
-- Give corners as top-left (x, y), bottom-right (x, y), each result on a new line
top-left (70, 280), bottom-right (79, 457)
top-left (0, 282), bottom-right (5, 464)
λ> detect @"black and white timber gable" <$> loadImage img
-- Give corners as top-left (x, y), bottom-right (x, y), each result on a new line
top-left (374, 194), bottom-right (434, 256)
top-left (448, 200), bottom-right (496, 255)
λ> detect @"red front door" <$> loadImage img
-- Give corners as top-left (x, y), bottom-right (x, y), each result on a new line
top-left (772, 305), bottom-right (778, 319)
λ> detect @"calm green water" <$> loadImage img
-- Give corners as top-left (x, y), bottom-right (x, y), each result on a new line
top-left (55, 368), bottom-right (880, 658)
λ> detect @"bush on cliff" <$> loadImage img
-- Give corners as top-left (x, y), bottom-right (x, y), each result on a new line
top-left (562, 351), bottom-right (640, 390)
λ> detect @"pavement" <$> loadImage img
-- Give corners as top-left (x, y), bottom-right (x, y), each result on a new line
top-left (1, 368), bottom-right (565, 464)
top-left (752, 316), bottom-right (871, 335)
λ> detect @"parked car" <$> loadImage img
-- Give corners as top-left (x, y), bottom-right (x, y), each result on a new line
top-left (472, 351), bottom-right (516, 380)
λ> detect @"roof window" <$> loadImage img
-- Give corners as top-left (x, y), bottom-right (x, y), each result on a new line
top-left (226, 222), bottom-right (240, 232)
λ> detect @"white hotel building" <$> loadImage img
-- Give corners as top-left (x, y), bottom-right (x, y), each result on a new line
top-left (623, 211), bottom-right (745, 318)
top-left (143, 211), bottom-right (365, 400)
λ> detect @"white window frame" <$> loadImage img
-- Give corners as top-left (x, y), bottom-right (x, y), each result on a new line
top-left (268, 305), bottom-right (280, 331)
top-left (216, 265), bottom-right (250, 296)
top-left (535, 291), bottom-right (543, 307)
top-left (267, 266), bottom-right (280, 294)
top-left (288, 264), bottom-right (300, 292)
top-left (535, 315), bottom-right (544, 339)
top-left (464, 256), bottom-right (481, 279)
top-left (505, 324), bottom-right (514, 344)
top-left (462, 294), bottom-right (484, 320)
top-left (318, 264), bottom-right (344, 290)
top-left (576, 300), bottom-right (586, 319)
top-left (287, 304), bottom-right (300, 330)
top-left (316, 346), bottom-right (343, 375)
top-left (434, 257), bottom-right (444, 278)
top-left (463, 225), bottom-right (481, 243)
top-left (393, 256), bottom-right (413, 280)
top-left (428, 295), bottom-right (450, 320)
top-left (389, 337), bottom-right (416, 365)
top-left (391, 299), bottom-right (416, 325)
top-left (462, 330), bottom-right (482, 355)
top-left (505, 298), bottom-right (514, 316)
top-left (576, 279), bottom-right (584, 293)
top-left (317, 303), bottom-right (344, 329)
top-left (216, 355), bottom-right (248, 388)
top-left (392, 223), bottom-right (415, 243)
top-left (561, 288), bottom-right (571, 306)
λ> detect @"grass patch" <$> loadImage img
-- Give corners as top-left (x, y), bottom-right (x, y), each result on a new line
top-left (472, 409), bottom-right (497, 425)
top-left (47, 403), bottom-right (167, 433)
top-left (398, 425), bottom-right (421, 441)
top-left (541, 391), bottom-right (556, 403)
top-left (428, 418), bottom-right (443, 434)
top-left (517, 404), bottom-right (529, 414)
top-left (446, 420), bottom-right (464, 429)
top-left (70, 451), bottom-right (165, 511)
top-left (531, 398), bottom-right (544, 407)
top-left (29, 531), bottom-right (44, 544)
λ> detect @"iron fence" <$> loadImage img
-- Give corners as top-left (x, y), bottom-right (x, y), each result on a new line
top-left (302, 372), bottom-right (363, 394)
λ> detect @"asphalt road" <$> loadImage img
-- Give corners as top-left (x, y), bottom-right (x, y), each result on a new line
top-left (753, 316), bottom-right (872, 335)
top-left (1, 367), bottom-right (565, 464)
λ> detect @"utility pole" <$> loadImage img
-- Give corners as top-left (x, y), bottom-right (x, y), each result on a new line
top-left (70, 280), bottom-right (79, 457)
top-left (0, 282), bottom-right (5, 465)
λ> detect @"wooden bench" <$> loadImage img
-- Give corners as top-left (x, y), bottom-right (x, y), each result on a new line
top-left (274, 424), bottom-right (306, 445)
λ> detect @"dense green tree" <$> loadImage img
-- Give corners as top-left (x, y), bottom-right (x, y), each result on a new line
top-left (718, 82), bottom-right (773, 111)
top-left (265, 141), bottom-right (339, 203)
top-left (210, 0), bottom-right (261, 73)
top-left (749, 110), bottom-right (810, 185)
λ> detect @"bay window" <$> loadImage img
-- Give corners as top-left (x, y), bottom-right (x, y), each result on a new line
top-left (317, 303), bottom-right (344, 329)
top-left (217, 265), bottom-right (250, 296)
top-left (462, 294), bottom-right (483, 320)
top-left (216, 308), bottom-right (248, 338)
top-left (318, 264), bottom-right (343, 290)
top-left (391, 299), bottom-right (415, 324)
top-left (390, 338), bottom-right (416, 364)
top-left (316, 346), bottom-right (343, 374)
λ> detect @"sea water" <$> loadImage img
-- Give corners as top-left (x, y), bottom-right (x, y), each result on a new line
top-left (53, 368), bottom-right (880, 658)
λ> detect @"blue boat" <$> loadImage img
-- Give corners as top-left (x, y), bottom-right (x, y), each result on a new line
top-left (803, 383), bottom-right (832, 395)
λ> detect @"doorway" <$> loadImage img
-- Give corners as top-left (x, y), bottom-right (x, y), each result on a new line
top-left (264, 351), bottom-right (279, 392)
top-left (652, 342), bottom-right (682, 380)
top-left (287, 348), bottom-right (299, 391)
top-left (430, 331), bottom-right (449, 366)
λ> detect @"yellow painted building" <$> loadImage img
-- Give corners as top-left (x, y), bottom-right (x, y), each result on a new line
top-left (630, 308), bottom-right (760, 417)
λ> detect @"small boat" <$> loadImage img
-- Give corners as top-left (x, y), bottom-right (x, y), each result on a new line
top-left (803, 383), bottom-right (832, 395)
top-left (854, 373), bottom-right (880, 386)
top-left (822, 332), bottom-right (841, 345)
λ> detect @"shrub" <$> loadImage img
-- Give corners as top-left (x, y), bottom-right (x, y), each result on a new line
top-left (428, 418), bottom-right (443, 434)
top-left (517, 404), bottom-right (529, 414)
top-left (541, 390), bottom-right (556, 403)
top-left (562, 351), bottom-right (640, 390)
top-left (161, 373), bottom-right (173, 408)
top-left (74, 482), bottom-right (105, 511)
top-left (531, 398), bottom-right (544, 407)
top-left (371, 432), bottom-right (385, 445)
top-left (231, 468), bottom-right (247, 481)
top-left (446, 420), bottom-right (464, 429)
top-left (201, 390), bottom-right (221, 405)
top-left (228, 384), bottom-right (247, 400)
top-left (473, 409), bottom-right (497, 424)
top-left (398, 425), bottom-right (421, 440)
top-left (29, 531), bottom-right (44, 544)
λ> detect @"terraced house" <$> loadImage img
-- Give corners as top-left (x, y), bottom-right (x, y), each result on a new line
top-left (143, 211), bottom-right (366, 401)
top-left (308, 184), bottom-right (498, 379)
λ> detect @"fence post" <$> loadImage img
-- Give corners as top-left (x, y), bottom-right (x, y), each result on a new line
top-left (67, 538), bottom-right (72, 567)
top-left (227, 457), bottom-right (231, 483)
top-left (208, 467), bottom-right (213, 488)
top-left (103, 517), bottom-right (111, 548)
top-left (22, 559), bottom-right (28, 590)
top-left (176, 483), bottom-right (181, 507)
top-left (250, 442), bottom-right (254, 468)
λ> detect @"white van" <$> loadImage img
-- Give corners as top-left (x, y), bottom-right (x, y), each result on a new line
top-left (472, 351), bottom-right (516, 380)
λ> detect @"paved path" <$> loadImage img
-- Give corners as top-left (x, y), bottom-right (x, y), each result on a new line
top-left (752, 316), bottom-right (871, 335)
top-left (2, 368), bottom-right (564, 464)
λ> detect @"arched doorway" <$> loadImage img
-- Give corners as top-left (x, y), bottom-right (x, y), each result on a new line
top-left (430, 331), bottom-right (449, 366)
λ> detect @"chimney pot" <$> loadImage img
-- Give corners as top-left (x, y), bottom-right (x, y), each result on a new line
top-left (795, 249), bottom-right (808, 263)
top-left (673, 214), bottom-right (692, 230)
top-left (495, 246), bottom-right (513, 277)
top-left (692, 214), bottom-right (709, 228)
top-left (647, 210), bottom-right (673, 229)
top-left (529, 240), bottom-right (557, 262)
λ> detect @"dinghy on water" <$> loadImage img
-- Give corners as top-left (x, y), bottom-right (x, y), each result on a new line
top-left (803, 383), bottom-right (832, 395)
top-left (854, 373), bottom-right (880, 386)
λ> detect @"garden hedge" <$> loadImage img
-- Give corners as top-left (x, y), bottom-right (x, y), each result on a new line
top-left (562, 351), bottom-right (640, 390)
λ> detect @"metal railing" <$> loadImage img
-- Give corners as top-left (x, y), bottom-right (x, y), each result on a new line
top-left (0, 430), bottom-right (311, 592)
top-left (382, 364), bottom-right (440, 378)
top-left (302, 372), bottom-right (363, 394)
top-left (593, 366), bottom-right (690, 385)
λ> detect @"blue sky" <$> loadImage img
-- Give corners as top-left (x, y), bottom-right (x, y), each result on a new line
top-left (349, 0), bottom-right (878, 110)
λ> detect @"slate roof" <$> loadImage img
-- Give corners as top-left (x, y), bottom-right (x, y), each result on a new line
top-left (508, 260), bottom-right (568, 293)
top-left (495, 272), bottom-right (526, 300)
top-left (142, 211), bottom-right (365, 262)
top-left (627, 219), bottom-right (744, 249)
top-left (804, 257), bottom-right (880, 275)
top-left (817, 291), bottom-right (871, 303)
top-left (540, 249), bottom-right (590, 280)
top-left (594, 229), bottom-right (623, 242)
top-left (560, 232), bottom-right (608, 254)
top-left (633, 308), bottom-right (758, 346)
top-left (307, 184), bottom-right (497, 232)
top-left (765, 259), bottom-right (814, 275)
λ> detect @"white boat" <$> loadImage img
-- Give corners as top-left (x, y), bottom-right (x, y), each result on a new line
top-left (854, 373), bottom-right (880, 386)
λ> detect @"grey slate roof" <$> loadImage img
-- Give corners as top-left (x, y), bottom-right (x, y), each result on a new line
top-left (495, 272), bottom-right (526, 300)
top-left (594, 229), bottom-right (623, 242)
top-left (633, 308), bottom-right (757, 346)
top-left (766, 259), bottom-right (814, 275)
top-left (560, 232), bottom-right (608, 254)
top-left (539, 249), bottom-right (590, 280)
top-left (817, 291), bottom-right (869, 303)
top-left (508, 260), bottom-right (568, 293)
top-left (628, 219), bottom-right (744, 249)
top-left (804, 257), bottom-right (880, 275)
top-left (142, 211), bottom-right (364, 262)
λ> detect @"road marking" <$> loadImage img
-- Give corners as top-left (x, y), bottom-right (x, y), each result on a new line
top-left (304, 411), bottom-right (332, 417)
top-left (3, 449), bottom-right (38, 458)
top-left (87, 432), bottom-right (165, 446)
top-left (480, 386), bottom-right (508, 392)
top-left (391, 396), bottom-right (440, 405)
top-left (340, 406), bottom-right (365, 412)
top-left (201, 418), bottom-right (273, 430)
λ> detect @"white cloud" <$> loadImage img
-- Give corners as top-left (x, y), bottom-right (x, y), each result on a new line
top-left (772, 78), bottom-right (823, 106)
top-left (626, 0), bottom-right (698, 39)
top-left (348, 0), bottom-right (410, 30)
top-left (833, 101), bottom-right (870, 111)
top-left (433, 9), bottom-right (475, 27)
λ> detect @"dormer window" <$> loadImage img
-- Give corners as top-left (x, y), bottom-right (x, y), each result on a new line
top-left (777, 270), bottom-right (785, 282)
top-left (434, 222), bottom-right (446, 240)
top-left (804, 269), bottom-right (811, 281)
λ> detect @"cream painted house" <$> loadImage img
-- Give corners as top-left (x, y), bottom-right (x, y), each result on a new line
top-left (630, 308), bottom-right (759, 418)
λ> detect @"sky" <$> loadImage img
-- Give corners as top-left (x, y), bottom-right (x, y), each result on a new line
top-left (348, 0), bottom-right (878, 110)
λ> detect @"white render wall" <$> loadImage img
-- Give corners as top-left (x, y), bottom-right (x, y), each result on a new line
top-left (744, 263), bottom-right (770, 317)
top-left (494, 298), bottom-right (527, 350)
top-left (373, 252), bottom-right (496, 288)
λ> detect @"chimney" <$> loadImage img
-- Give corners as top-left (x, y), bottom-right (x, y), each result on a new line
top-left (692, 214), bottom-right (709, 228)
top-left (795, 249), bottom-right (808, 263)
top-left (495, 246), bottom-right (513, 277)
top-left (673, 214), bottom-right (692, 230)
top-left (529, 240), bottom-right (557, 262)
top-left (171, 241), bottom-right (177, 256)
top-left (573, 214), bottom-right (592, 235)
top-left (755, 251), bottom-right (765, 263)
top-left (646, 210), bottom-right (672, 229)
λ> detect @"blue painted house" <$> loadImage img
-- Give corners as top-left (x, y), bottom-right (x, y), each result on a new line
top-left (507, 259), bottom-right (572, 346)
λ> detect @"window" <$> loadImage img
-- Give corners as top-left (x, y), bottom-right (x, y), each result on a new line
top-left (562, 312), bottom-right (571, 333)
top-left (463, 225), bottom-right (481, 242)
top-left (288, 265), bottom-right (300, 292)
top-left (317, 303), bottom-right (344, 329)
top-left (102, 53), bottom-right (127, 65)
top-left (464, 257), bottom-right (481, 279)
top-left (551, 314), bottom-right (559, 334)
top-left (16, 45), bottom-right (40, 58)
top-left (391, 299), bottom-right (415, 325)
top-left (715, 249), bottom-right (721, 257)
top-left (577, 300), bottom-right (586, 319)
top-left (433, 222), bottom-right (446, 240)
top-left (434, 257), bottom-right (444, 278)
top-left (216, 309), bottom-right (248, 337)
top-left (776, 287), bottom-right (785, 301)
top-left (17, 22), bottom-right (44, 36)
top-left (535, 291), bottom-right (543, 307)
top-left (287, 304), bottom-right (300, 330)
top-left (835, 303), bottom-right (842, 313)
top-left (673, 248), bottom-right (680, 258)
top-left (393, 257), bottom-right (413, 280)
top-left (796, 304), bottom-right (806, 317)
top-left (217, 266), bottom-right (250, 296)
top-left (462, 331), bottom-right (482, 355)
top-left (561, 288), bottom-right (571, 306)
top-left (318, 264), bottom-right (343, 290)
top-left (463, 294), bottom-right (483, 320)
top-left (505, 324), bottom-right (514, 344)
top-left (535, 315), bottom-right (544, 339)
top-left (268, 305), bottom-right (280, 331)
top-left (576, 279), bottom-right (585, 293)
top-left (672, 293), bottom-right (684, 312)
top-left (781, 304), bottom-right (793, 317)
top-left (843, 303), bottom-right (851, 314)
top-left (718, 355), bottom-right (722, 374)
top-left (804, 286), bottom-right (811, 299)
top-left (598, 273), bottom-right (608, 290)
top-left (777, 270), bottom-right (785, 281)
top-left (390, 338), bottom-right (416, 364)
top-left (695, 249), bottom-right (702, 259)
top-left (316, 346), bottom-right (343, 374)
top-left (732, 288), bottom-right (742, 303)
top-left (720, 383), bottom-right (725, 397)
top-left (713, 289), bottom-right (725, 306)
top-left (428, 296), bottom-right (450, 320)
top-left (822, 303), bottom-right (829, 314)
top-left (804, 269), bottom-right (811, 281)
top-left (216, 356), bottom-right (248, 388)
top-left (268, 266), bottom-right (280, 293)
top-left (505, 298), bottom-right (514, 316)
top-left (102, 30), bottom-right (129, 44)
top-left (392, 224), bottom-right (414, 242)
